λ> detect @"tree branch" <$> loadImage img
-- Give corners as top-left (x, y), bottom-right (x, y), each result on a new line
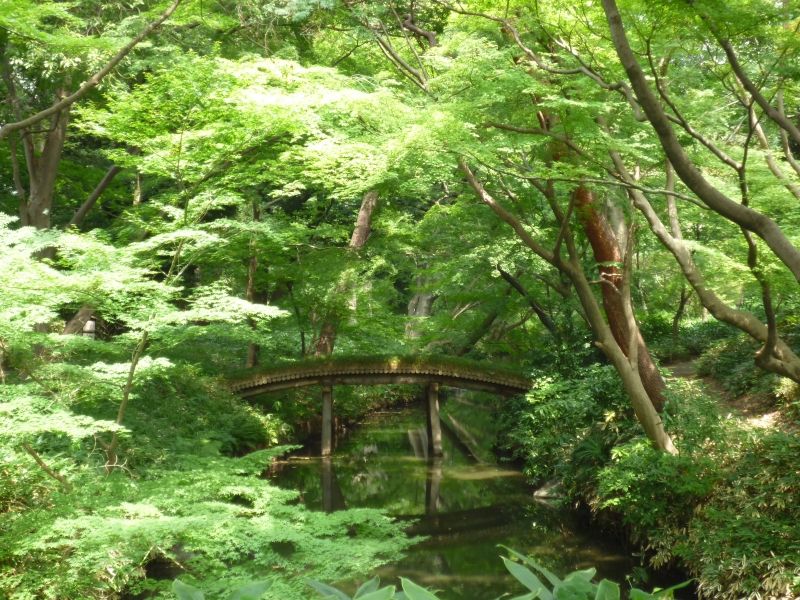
top-left (601, 0), bottom-right (800, 282)
top-left (22, 443), bottom-right (72, 492)
top-left (68, 165), bottom-right (122, 228)
top-left (0, 0), bottom-right (182, 141)
top-left (713, 34), bottom-right (800, 146)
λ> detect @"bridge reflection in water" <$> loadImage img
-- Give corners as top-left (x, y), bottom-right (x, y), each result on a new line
top-left (270, 407), bottom-right (638, 600)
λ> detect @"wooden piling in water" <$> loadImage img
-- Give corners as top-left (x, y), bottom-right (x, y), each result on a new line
top-left (427, 382), bottom-right (443, 457)
top-left (321, 384), bottom-right (333, 456)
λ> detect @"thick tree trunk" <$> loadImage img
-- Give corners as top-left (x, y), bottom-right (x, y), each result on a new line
top-left (63, 306), bottom-right (96, 335)
top-left (22, 106), bottom-right (70, 230)
top-left (459, 159), bottom-right (676, 452)
top-left (406, 273), bottom-right (436, 340)
top-left (575, 186), bottom-right (667, 412)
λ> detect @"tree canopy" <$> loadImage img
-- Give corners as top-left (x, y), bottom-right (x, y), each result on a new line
top-left (2, 0), bottom-right (800, 598)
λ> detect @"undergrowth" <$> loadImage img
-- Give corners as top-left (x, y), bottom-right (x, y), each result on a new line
top-left (497, 362), bottom-right (800, 600)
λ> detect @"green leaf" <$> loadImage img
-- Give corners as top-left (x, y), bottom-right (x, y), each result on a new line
top-left (400, 578), bottom-right (441, 600)
top-left (355, 577), bottom-right (381, 597)
top-left (554, 572), bottom-right (596, 600)
top-left (308, 580), bottom-right (351, 599)
top-left (652, 580), bottom-right (694, 597)
top-left (565, 569), bottom-right (596, 582)
top-left (501, 557), bottom-right (550, 599)
top-left (172, 579), bottom-right (204, 600)
top-left (357, 587), bottom-right (397, 600)
top-left (594, 580), bottom-right (620, 600)
top-left (229, 580), bottom-right (271, 600)
top-left (501, 546), bottom-right (562, 587)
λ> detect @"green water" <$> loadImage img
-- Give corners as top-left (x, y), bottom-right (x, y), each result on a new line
top-left (271, 407), bottom-right (645, 599)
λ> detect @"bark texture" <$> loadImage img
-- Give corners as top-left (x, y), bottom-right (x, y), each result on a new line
top-left (459, 159), bottom-right (676, 453)
top-left (575, 186), bottom-right (666, 412)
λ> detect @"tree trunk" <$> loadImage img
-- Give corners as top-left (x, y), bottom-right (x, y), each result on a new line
top-left (455, 307), bottom-right (501, 356)
top-left (246, 200), bottom-right (261, 367)
top-left (496, 266), bottom-right (560, 340)
top-left (314, 190), bottom-right (379, 356)
top-left (575, 186), bottom-right (667, 412)
top-left (63, 306), bottom-right (96, 335)
top-left (349, 189), bottom-right (379, 247)
top-left (22, 105), bottom-right (70, 230)
top-left (406, 273), bottom-right (436, 340)
top-left (671, 286), bottom-right (689, 355)
top-left (68, 165), bottom-right (122, 228)
top-left (459, 159), bottom-right (676, 453)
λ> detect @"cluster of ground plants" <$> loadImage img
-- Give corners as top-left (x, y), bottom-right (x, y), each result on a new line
top-left (495, 328), bottom-right (800, 599)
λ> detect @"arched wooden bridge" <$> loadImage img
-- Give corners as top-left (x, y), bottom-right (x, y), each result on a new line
top-left (230, 355), bottom-right (531, 397)
top-left (230, 355), bottom-right (531, 457)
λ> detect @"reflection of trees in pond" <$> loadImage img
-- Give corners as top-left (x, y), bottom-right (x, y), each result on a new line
top-left (272, 410), bottom-right (532, 516)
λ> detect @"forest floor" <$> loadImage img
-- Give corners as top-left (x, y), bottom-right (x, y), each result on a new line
top-left (665, 359), bottom-right (782, 429)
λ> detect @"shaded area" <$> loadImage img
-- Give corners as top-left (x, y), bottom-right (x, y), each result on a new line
top-left (271, 407), bottom-right (643, 599)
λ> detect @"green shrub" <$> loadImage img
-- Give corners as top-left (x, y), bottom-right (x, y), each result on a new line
top-left (696, 336), bottom-right (778, 397)
top-left (0, 451), bottom-right (414, 600)
top-left (496, 365), bottom-right (634, 485)
top-left (680, 432), bottom-right (800, 600)
top-left (678, 319), bottom-right (737, 356)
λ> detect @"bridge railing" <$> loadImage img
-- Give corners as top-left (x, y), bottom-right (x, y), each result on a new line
top-left (229, 354), bottom-right (531, 394)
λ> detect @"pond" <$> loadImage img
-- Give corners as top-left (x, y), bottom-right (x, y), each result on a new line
top-left (271, 405), bottom-right (682, 599)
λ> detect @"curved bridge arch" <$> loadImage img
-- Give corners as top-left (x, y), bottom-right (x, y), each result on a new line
top-left (230, 356), bottom-right (531, 398)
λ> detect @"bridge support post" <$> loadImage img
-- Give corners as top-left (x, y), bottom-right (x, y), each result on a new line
top-left (321, 384), bottom-right (333, 456)
top-left (426, 383), bottom-right (443, 457)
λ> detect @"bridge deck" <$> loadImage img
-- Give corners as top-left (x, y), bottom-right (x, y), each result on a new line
top-left (230, 356), bottom-right (531, 397)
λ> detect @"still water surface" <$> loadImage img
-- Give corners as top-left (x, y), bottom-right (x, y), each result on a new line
top-left (271, 407), bottom-right (647, 599)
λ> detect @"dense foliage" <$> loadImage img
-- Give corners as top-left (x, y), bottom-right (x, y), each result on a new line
top-left (2, 0), bottom-right (800, 598)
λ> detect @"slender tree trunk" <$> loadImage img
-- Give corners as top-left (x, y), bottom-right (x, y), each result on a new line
top-left (68, 165), bottom-right (122, 228)
top-left (246, 200), bottom-right (261, 368)
top-left (496, 267), bottom-right (560, 340)
top-left (455, 306), bottom-right (502, 356)
top-left (672, 286), bottom-right (689, 354)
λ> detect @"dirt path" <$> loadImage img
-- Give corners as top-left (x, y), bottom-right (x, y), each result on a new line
top-left (665, 359), bottom-right (781, 429)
